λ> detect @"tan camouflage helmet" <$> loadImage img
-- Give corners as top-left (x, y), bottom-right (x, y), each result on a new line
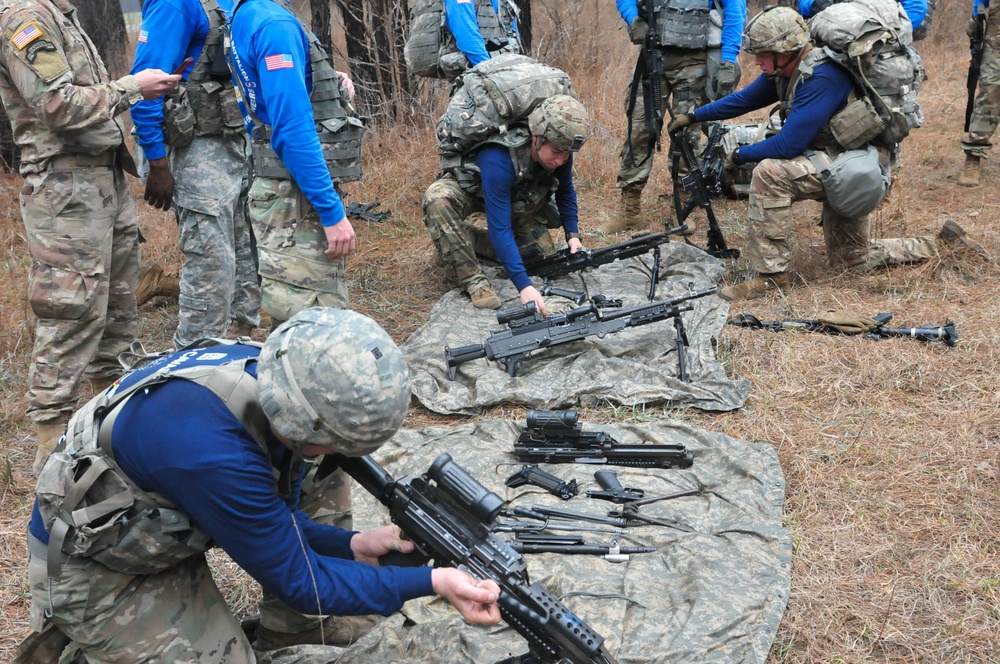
top-left (528, 94), bottom-right (591, 152)
top-left (743, 6), bottom-right (810, 55)
top-left (257, 307), bottom-right (411, 456)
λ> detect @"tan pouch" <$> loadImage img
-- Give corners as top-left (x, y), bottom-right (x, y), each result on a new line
top-left (829, 97), bottom-right (885, 150)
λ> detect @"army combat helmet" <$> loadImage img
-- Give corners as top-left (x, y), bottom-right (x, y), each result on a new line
top-left (257, 307), bottom-right (411, 456)
top-left (743, 6), bottom-right (810, 55)
top-left (528, 94), bottom-right (591, 153)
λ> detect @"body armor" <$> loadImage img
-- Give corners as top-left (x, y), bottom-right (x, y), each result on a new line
top-left (186, 0), bottom-right (243, 137)
top-left (406, 0), bottom-right (522, 79)
top-left (650, 0), bottom-right (713, 50)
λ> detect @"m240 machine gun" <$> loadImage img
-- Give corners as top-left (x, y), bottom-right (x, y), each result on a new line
top-left (670, 121), bottom-right (740, 259)
top-left (332, 452), bottom-right (618, 664)
top-left (445, 285), bottom-right (718, 380)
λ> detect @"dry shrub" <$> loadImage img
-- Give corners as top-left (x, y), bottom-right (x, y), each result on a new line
top-left (1, 2), bottom-right (999, 660)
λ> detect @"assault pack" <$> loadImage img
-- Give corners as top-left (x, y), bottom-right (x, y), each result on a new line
top-left (435, 53), bottom-right (574, 170)
top-left (405, 0), bottom-right (522, 79)
top-left (806, 0), bottom-right (925, 148)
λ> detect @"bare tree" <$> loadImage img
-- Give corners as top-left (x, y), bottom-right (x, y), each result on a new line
top-left (335, 0), bottom-right (414, 122)
top-left (515, 0), bottom-right (532, 54)
top-left (74, 0), bottom-right (130, 78)
top-left (311, 0), bottom-right (334, 51)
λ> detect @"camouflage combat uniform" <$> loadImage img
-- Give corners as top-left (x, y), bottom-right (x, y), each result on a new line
top-left (0, 0), bottom-right (143, 428)
top-left (963, 4), bottom-right (1000, 160)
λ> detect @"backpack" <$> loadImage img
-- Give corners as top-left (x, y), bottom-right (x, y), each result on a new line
top-left (435, 53), bottom-right (575, 169)
top-left (405, 0), bottom-right (521, 79)
top-left (807, 0), bottom-right (925, 146)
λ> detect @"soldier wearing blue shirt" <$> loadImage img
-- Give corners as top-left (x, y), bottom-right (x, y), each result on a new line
top-left (669, 6), bottom-right (981, 301)
top-left (604, 0), bottom-right (747, 233)
top-left (130, 0), bottom-right (261, 348)
top-left (227, 0), bottom-right (363, 325)
top-left (444, 0), bottom-right (520, 69)
top-left (26, 308), bottom-right (501, 660)
top-left (960, 0), bottom-right (997, 186)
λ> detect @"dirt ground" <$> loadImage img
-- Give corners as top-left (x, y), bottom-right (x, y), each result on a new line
top-left (0, 7), bottom-right (998, 663)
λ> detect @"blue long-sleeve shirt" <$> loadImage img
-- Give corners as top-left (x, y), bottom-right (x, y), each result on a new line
top-left (692, 61), bottom-right (853, 162)
top-left (228, 0), bottom-right (345, 226)
top-left (798, 0), bottom-right (927, 31)
top-left (445, 0), bottom-right (516, 67)
top-left (130, 0), bottom-right (217, 161)
top-left (616, 0), bottom-right (746, 62)
top-left (29, 344), bottom-right (433, 616)
top-left (475, 144), bottom-right (579, 292)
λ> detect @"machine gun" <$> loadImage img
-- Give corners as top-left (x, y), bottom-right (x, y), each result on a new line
top-left (966, 13), bottom-right (986, 133)
top-left (513, 409), bottom-right (694, 469)
top-left (345, 200), bottom-right (391, 223)
top-left (445, 285), bottom-right (718, 380)
top-left (727, 312), bottom-right (958, 346)
top-left (669, 121), bottom-right (740, 259)
top-left (331, 452), bottom-right (618, 664)
top-left (524, 227), bottom-right (687, 301)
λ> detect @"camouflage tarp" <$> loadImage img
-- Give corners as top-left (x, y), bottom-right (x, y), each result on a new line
top-left (403, 242), bottom-right (750, 415)
top-left (260, 419), bottom-right (791, 663)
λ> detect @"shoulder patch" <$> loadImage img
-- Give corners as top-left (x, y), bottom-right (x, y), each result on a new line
top-left (11, 21), bottom-right (43, 49)
top-left (25, 38), bottom-right (56, 64)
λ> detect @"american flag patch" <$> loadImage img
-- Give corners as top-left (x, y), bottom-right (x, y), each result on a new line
top-left (138, 30), bottom-right (148, 43)
top-left (264, 53), bottom-right (294, 71)
top-left (11, 22), bottom-right (43, 49)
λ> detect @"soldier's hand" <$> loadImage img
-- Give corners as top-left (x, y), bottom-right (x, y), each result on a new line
top-left (133, 69), bottom-right (182, 100)
top-left (724, 149), bottom-right (740, 174)
top-left (628, 17), bottom-right (648, 45)
top-left (714, 61), bottom-right (741, 98)
top-left (666, 113), bottom-right (694, 134)
top-left (323, 217), bottom-right (357, 259)
top-left (350, 525), bottom-right (414, 565)
top-left (567, 236), bottom-right (584, 254)
top-left (968, 16), bottom-right (983, 39)
top-left (336, 71), bottom-right (356, 101)
top-left (144, 157), bottom-right (174, 211)
top-left (519, 285), bottom-right (549, 318)
top-left (431, 568), bottom-right (501, 625)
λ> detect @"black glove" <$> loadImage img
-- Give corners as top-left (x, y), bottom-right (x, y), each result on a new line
top-left (968, 16), bottom-right (984, 39)
top-left (724, 149), bottom-right (740, 174)
top-left (666, 113), bottom-right (694, 134)
top-left (714, 61), bottom-right (741, 98)
top-left (628, 17), bottom-right (648, 45)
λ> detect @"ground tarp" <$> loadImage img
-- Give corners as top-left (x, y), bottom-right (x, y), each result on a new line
top-left (259, 419), bottom-right (791, 664)
top-left (402, 242), bottom-right (750, 415)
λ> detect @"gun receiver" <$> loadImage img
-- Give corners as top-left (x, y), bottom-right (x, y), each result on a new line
top-left (514, 409), bottom-right (694, 470)
top-left (670, 121), bottom-right (739, 259)
top-left (444, 286), bottom-right (718, 379)
top-left (331, 453), bottom-right (617, 664)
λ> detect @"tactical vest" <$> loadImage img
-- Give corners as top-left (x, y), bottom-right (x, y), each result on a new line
top-left (405, 0), bottom-right (522, 79)
top-left (35, 343), bottom-right (277, 578)
top-left (777, 48), bottom-right (842, 152)
top-left (185, 0), bottom-right (243, 137)
top-left (227, 0), bottom-right (364, 182)
top-left (650, 0), bottom-right (712, 50)
top-left (449, 128), bottom-right (561, 227)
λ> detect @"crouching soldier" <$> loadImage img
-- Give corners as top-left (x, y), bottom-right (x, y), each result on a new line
top-left (25, 308), bottom-right (500, 661)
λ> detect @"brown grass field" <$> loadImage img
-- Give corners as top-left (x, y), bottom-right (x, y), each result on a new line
top-left (0, 1), bottom-right (998, 661)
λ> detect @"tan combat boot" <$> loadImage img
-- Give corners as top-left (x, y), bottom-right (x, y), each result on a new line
top-left (958, 154), bottom-right (982, 187)
top-left (33, 413), bottom-right (71, 474)
top-left (135, 262), bottom-right (181, 306)
top-left (720, 272), bottom-right (792, 302)
top-left (599, 189), bottom-right (645, 234)
top-left (937, 219), bottom-right (991, 261)
top-left (226, 324), bottom-right (255, 339)
top-left (470, 285), bottom-right (501, 310)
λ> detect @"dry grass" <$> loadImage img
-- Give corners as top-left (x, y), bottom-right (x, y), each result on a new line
top-left (1, 1), bottom-right (999, 660)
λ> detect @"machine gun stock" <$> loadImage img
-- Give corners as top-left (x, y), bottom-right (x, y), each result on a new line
top-left (331, 453), bottom-right (618, 664)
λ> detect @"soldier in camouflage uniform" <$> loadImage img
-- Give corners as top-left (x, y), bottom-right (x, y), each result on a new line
top-left (669, 7), bottom-right (988, 301)
top-left (0, 0), bottom-right (180, 473)
top-left (424, 94), bottom-right (591, 315)
top-left (130, 0), bottom-right (261, 348)
top-left (604, 0), bottom-right (747, 233)
top-left (24, 308), bottom-right (501, 662)
top-left (960, 0), bottom-right (997, 186)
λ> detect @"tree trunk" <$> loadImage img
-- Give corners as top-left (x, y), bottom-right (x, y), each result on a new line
top-left (311, 0), bottom-right (333, 51)
top-left (515, 0), bottom-right (531, 54)
top-left (335, 0), bottom-right (414, 122)
top-left (74, 0), bottom-right (130, 79)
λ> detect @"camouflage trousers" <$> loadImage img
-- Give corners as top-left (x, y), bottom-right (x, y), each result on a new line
top-left (423, 175), bottom-right (558, 293)
top-left (962, 29), bottom-right (1000, 158)
top-left (618, 47), bottom-right (710, 191)
top-left (247, 176), bottom-right (348, 323)
top-left (748, 155), bottom-right (937, 274)
top-left (20, 164), bottom-right (138, 424)
top-left (171, 134), bottom-right (261, 348)
top-left (28, 546), bottom-right (254, 663)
